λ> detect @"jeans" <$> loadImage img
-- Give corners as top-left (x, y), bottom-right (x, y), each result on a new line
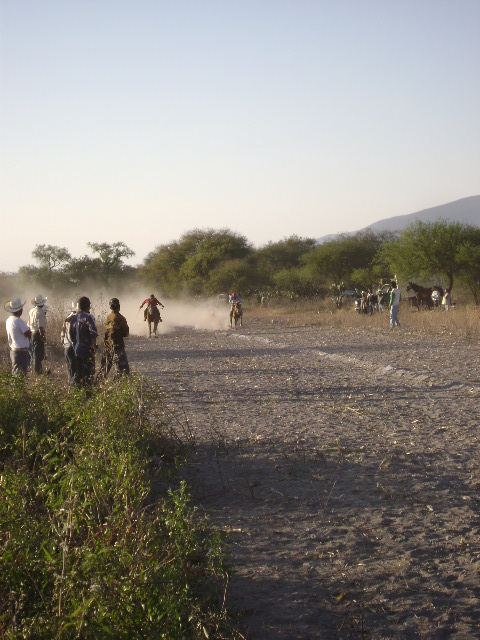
top-left (101, 345), bottom-right (130, 377)
top-left (72, 349), bottom-right (96, 386)
top-left (390, 304), bottom-right (400, 328)
top-left (30, 332), bottom-right (45, 373)
top-left (64, 345), bottom-right (76, 383)
top-left (10, 350), bottom-right (31, 376)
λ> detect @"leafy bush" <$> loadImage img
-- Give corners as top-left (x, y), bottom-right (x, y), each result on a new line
top-left (0, 373), bottom-right (236, 639)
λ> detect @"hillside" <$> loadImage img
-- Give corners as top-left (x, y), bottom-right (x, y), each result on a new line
top-left (317, 196), bottom-right (479, 244)
top-left (362, 195), bottom-right (480, 233)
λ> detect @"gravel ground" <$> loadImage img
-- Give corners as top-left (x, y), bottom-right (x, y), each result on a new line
top-left (126, 313), bottom-right (480, 640)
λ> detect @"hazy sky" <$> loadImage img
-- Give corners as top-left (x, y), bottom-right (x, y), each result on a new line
top-left (1, 0), bottom-right (479, 273)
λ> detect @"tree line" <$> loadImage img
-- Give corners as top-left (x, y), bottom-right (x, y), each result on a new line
top-left (8, 221), bottom-right (480, 303)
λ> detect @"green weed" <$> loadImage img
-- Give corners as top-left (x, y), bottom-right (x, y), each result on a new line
top-left (0, 373), bottom-right (238, 639)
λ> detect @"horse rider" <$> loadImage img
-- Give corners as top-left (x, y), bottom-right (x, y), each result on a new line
top-left (229, 290), bottom-right (242, 306)
top-left (139, 294), bottom-right (164, 322)
top-left (229, 290), bottom-right (242, 324)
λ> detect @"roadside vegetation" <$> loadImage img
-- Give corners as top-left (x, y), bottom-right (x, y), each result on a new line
top-left (0, 373), bottom-right (241, 639)
top-left (1, 219), bottom-right (479, 305)
top-left (249, 295), bottom-right (480, 340)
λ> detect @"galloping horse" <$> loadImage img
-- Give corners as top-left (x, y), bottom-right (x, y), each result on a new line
top-left (230, 301), bottom-right (243, 328)
top-left (146, 304), bottom-right (161, 337)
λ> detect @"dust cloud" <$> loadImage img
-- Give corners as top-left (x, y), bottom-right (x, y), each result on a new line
top-left (2, 284), bottom-right (233, 337)
top-left (115, 293), bottom-right (231, 336)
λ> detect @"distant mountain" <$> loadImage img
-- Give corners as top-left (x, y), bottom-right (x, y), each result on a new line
top-left (317, 196), bottom-right (480, 243)
top-left (362, 195), bottom-right (480, 234)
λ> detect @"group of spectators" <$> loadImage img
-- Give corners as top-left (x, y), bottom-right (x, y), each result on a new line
top-left (355, 282), bottom-right (402, 328)
top-left (4, 295), bottom-right (130, 385)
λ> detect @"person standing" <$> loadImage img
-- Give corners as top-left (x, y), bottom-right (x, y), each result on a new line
top-left (442, 288), bottom-right (451, 311)
top-left (101, 297), bottom-right (130, 378)
top-left (28, 294), bottom-right (48, 374)
top-left (68, 296), bottom-right (98, 386)
top-left (4, 298), bottom-right (32, 376)
top-left (389, 281), bottom-right (401, 329)
top-left (60, 301), bottom-right (77, 384)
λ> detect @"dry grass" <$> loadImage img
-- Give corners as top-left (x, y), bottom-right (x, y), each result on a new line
top-left (248, 298), bottom-right (480, 340)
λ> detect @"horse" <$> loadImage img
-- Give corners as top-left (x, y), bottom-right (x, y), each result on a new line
top-left (406, 282), bottom-right (434, 310)
top-left (146, 304), bottom-right (161, 337)
top-left (230, 301), bottom-right (243, 328)
top-left (377, 289), bottom-right (390, 312)
top-left (406, 282), bottom-right (444, 310)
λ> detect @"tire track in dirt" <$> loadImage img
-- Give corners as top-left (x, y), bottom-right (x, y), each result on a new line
top-left (129, 319), bottom-right (480, 639)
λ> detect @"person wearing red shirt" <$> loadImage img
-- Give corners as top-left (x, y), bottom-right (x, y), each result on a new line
top-left (139, 294), bottom-right (165, 322)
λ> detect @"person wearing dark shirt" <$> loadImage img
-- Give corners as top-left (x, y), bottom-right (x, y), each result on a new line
top-left (101, 297), bottom-right (130, 377)
top-left (68, 296), bottom-right (98, 386)
top-left (60, 301), bottom-right (77, 384)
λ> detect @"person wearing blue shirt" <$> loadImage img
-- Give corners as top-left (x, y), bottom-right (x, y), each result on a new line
top-left (228, 290), bottom-right (242, 305)
top-left (68, 296), bottom-right (98, 386)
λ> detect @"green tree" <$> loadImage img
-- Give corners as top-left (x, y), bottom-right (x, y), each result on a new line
top-left (255, 236), bottom-right (316, 271)
top-left (377, 220), bottom-right (480, 293)
top-left (302, 231), bottom-right (386, 291)
top-left (208, 258), bottom-right (254, 296)
top-left (178, 229), bottom-right (252, 290)
top-left (61, 255), bottom-right (101, 285)
top-left (18, 245), bottom-right (72, 288)
top-left (141, 241), bottom-right (185, 296)
top-left (32, 244), bottom-right (72, 271)
top-left (252, 236), bottom-right (316, 291)
top-left (87, 242), bottom-right (135, 283)
top-left (273, 266), bottom-right (320, 297)
top-left (141, 229), bottom-right (252, 295)
top-left (455, 241), bottom-right (480, 304)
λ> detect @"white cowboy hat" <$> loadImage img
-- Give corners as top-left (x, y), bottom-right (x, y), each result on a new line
top-left (31, 294), bottom-right (48, 306)
top-left (4, 298), bottom-right (26, 313)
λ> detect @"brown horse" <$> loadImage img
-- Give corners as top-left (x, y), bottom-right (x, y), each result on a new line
top-left (230, 302), bottom-right (243, 328)
top-left (146, 304), bottom-right (161, 337)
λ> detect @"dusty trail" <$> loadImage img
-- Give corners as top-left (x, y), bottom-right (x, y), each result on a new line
top-left (128, 317), bottom-right (480, 639)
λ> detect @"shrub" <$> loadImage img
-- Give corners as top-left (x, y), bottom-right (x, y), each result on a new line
top-left (0, 374), bottom-right (236, 639)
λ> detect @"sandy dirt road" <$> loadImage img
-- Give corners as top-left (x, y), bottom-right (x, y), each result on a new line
top-left (127, 316), bottom-right (480, 639)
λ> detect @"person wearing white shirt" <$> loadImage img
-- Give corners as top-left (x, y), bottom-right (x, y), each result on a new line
top-left (28, 294), bottom-right (48, 374)
top-left (4, 298), bottom-right (32, 376)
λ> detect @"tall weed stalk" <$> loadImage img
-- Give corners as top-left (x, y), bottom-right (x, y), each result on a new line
top-left (0, 372), bottom-right (236, 639)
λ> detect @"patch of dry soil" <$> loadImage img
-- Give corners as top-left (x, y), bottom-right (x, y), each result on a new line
top-left (128, 317), bottom-right (480, 639)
